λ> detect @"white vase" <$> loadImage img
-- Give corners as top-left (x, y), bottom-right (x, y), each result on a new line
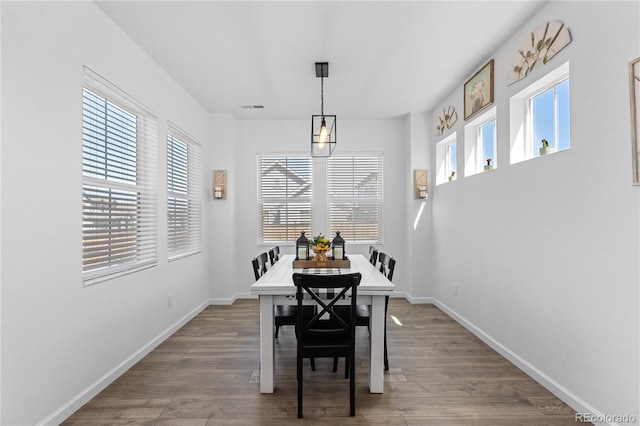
top-left (539, 146), bottom-right (556, 156)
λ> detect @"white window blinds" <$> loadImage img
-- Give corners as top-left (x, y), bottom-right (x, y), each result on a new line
top-left (167, 123), bottom-right (203, 259)
top-left (327, 154), bottom-right (384, 244)
top-left (258, 155), bottom-right (312, 245)
top-left (82, 67), bottom-right (157, 284)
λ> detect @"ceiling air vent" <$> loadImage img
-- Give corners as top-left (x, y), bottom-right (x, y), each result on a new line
top-left (241, 105), bottom-right (264, 109)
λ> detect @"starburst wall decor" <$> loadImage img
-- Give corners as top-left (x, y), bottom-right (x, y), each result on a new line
top-left (436, 105), bottom-right (458, 135)
top-left (507, 21), bottom-right (571, 85)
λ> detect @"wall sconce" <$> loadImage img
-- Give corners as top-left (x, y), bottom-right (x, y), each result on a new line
top-left (212, 170), bottom-right (227, 200)
top-left (414, 169), bottom-right (428, 199)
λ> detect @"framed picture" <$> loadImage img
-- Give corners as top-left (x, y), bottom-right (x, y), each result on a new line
top-left (630, 57), bottom-right (640, 185)
top-left (464, 59), bottom-right (494, 120)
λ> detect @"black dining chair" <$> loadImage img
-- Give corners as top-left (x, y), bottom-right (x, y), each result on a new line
top-left (268, 245), bottom-right (280, 266)
top-left (369, 246), bottom-right (378, 266)
top-left (293, 272), bottom-right (361, 418)
top-left (251, 252), bottom-right (269, 280)
top-left (337, 252), bottom-right (395, 372)
top-left (252, 252), bottom-right (296, 338)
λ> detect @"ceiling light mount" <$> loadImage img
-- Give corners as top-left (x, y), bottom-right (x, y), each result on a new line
top-left (311, 62), bottom-right (336, 157)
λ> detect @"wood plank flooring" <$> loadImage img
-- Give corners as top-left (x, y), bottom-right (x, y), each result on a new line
top-left (63, 298), bottom-right (586, 425)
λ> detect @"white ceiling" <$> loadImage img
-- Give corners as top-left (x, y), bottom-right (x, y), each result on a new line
top-left (95, 0), bottom-right (548, 120)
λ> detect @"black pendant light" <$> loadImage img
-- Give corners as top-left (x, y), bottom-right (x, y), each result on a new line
top-left (311, 62), bottom-right (336, 157)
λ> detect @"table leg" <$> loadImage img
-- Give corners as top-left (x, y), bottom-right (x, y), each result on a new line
top-left (369, 295), bottom-right (385, 393)
top-left (259, 295), bottom-right (275, 393)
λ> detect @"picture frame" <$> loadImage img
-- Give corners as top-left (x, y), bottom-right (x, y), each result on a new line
top-left (630, 57), bottom-right (640, 185)
top-left (464, 59), bottom-right (494, 120)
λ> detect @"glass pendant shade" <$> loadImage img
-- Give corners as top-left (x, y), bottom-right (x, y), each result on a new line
top-left (311, 114), bottom-right (336, 157)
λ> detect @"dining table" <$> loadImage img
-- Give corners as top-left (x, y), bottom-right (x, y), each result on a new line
top-left (250, 253), bottom-right (395, 394)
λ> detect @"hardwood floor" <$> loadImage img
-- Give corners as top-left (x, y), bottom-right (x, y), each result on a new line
top-left (64, 298), bottom-right (586, 425)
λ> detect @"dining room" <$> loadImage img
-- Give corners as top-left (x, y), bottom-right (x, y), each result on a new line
top-left (1, 0), bottom-right (639, 425)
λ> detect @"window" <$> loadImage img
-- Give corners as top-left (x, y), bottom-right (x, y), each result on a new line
top-left (480, 119), bottom-right (497, 169)
top-left (464, 106), bottom-right (497, 176)
top-left (510, 62), bottom-right (570, 163)
top-left (327, 154), bottom-right (384, 244)
top-left (82, 67), bottom-right (157, 284)
top-left (258, 154), bottom-right (312, 245)
top-left (530, 78), bottom-right (570, 156)
top-left (436, 133), bottom-right (457, 184)
top-left (167, 124), bottom-right (202, 259)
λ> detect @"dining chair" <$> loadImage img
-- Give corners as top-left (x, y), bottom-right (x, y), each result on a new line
top-left (293, 272), bottom-right (361, 418)
top-left (368, 246), bottom-right (378, 266)
top-left (268, 245), bottom-right (280, 266)
top-left (252, 252), bottom-right (296, 338)
top-left (337, 252), bottom-right (394, 372)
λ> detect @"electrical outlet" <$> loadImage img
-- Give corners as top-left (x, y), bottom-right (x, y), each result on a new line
top-left (168, 293), bottom-right (173, 307)
top-left (453, 283), bottom-right (459, 296)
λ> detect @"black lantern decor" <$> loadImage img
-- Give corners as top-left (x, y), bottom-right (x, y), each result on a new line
top-left (311, 62), bottom-right (336, 157)
top-left (296, 231), bottom-right (309, 260)
top-left (332, 231), bottom-right (345, 260)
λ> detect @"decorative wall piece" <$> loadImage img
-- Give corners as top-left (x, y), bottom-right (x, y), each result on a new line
top-left (630, 57), bottom-right (640, 185)
top-left (212, 169), bottom-right (227, 199)
top-left (436, 106), bottom-right (458, 135)
top-left (507, 21), bottom-right (572, 85)
top-left (414, 169), bottom-right (428, 199)
top-left (464, 60), bottom-right (494, 121)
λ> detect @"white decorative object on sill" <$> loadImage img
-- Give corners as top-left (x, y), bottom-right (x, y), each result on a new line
top-left (539, 139), bottom-right (556, 156)
top-left (540, 147), bottom-right (556, 156)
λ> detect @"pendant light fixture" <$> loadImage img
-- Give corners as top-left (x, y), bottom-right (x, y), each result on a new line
top-left (311, 62), bottom-right (336, 157)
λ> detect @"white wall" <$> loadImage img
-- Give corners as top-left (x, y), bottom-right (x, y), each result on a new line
top-left (2, 1), bottom-right (639, 424)
top-left (429, 1), bottom-right (639, 420)
top-left (225, 119), bottom-right (410, 299)
top-left (1, 2), bottom-right (211, 424)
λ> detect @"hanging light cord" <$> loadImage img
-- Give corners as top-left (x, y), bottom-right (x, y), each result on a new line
top-left (320, 76), bottom-right (324, 117)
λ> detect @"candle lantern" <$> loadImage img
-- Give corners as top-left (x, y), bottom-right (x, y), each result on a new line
top-left (296, 231), bottom-right (309, 260)
top-left (332, 231), bottom-right (345, 260)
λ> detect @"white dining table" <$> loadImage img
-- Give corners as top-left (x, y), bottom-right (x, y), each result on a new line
top-left (250, 253), bottom-right (395, 394)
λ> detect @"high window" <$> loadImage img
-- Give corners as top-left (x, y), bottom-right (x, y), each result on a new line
top-left (436, 133), bottom-right (457, 184)
top-left (510, 62), bottom-right (570, 163)
top-left (327, 154), bottom-right (384, 244)
top-left (81, 67), bottom-right (157, 284)
top-left (464, 107), bottom-right (497, 176)
top-left (167, 124), bottom-right (202, 259)
top-left (257, 154), bottom-right (312, 245)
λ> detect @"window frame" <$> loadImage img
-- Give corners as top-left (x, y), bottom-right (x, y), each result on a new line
top-left (436, 133), bottom-right (457, 185)
top-left (167, 122), bottom-right (203, 260)
top-left (527, 77), bottom-right (570, 158)
top-left (81, 67), bottom-right (158, 285)
top-left (326, 153), bottom-right (384, 245)
top-left (464, 106), bottom-right (497, 176)
top-left (257, 153), bottom-right (313, 246)
top-left (510, 61), bottom-right (570, 164)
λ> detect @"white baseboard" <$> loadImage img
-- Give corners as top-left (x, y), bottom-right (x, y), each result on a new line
top-left (39, 300), bottom-right (210, 426)
top-left (431, 298), bottom-right (609, 425)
